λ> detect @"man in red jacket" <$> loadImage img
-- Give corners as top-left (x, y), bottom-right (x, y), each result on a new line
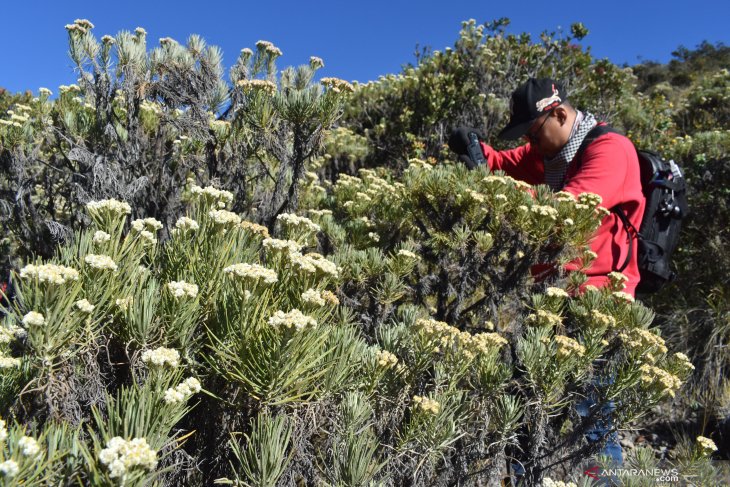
top-left (449, 77), bottom-right (645, 296)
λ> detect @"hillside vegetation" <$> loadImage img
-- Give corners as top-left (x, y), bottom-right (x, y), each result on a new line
top-left (0, 18), bottom-right (727, 486)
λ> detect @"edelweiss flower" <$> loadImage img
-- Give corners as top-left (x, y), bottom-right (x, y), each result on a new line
top-left (0, 356), bottom-right (21, 368)
top-left (0, 460), bottom-right (19, 478)
top-left (554, 335), bottom-right (586, 359)
top-left (167, 280), bottom-right (198, 299)
top-left (131, 218), bottom-right (163, 233)
top-left (75, 299), bottom-right (96, 314)
top-left (262, 238), bottom-right (302, 253)
top-left (320, 77), bottom-right (354, 93)
top-left (412, 395), bottom-right (440, 414)
top-left (223, 263), bottom-right (278, 284)
top-left (22, 311), bottom-right (45, 327)
top-left (276, 213), bottom-right (321, 232)
top-left (164, 377), bottom-right (202, 404)
top-left (375, 349), bottom-right (398, 368)
top-left (99, 437), bottom-right (157, 479)
top-left (301, 288), bottom-right (326, 306)
top-left (268, 309), bottom-right (317, 331)
top-left (20, 263), bottom-right (79, 285)
top-left (236, 79), bottom-right (277, 95)
top-left (175, 217), bottom-right (199, 231)
top-left (86, 199), bottom-right (132, 217)
top-left (526, 310), bottom-right (562, 327)
top-left (18, 436), bottom-right (41, 457)
top-left (85, 254), bottom-right (118, 271)
top-left (209, 209), bottom-right (241, 226)
top-left (115, 296), bottom-right (134, 311)
top-left (239, 221), bottom-right (269, 238)
top-left (141, 347), bottom-right (180, 368)
top-left (545, 287), bottom-right (569, 299)
top-left (697, 436), bottom-right (718, 455)
top-left (612, 291), bottom-right (635, 302)
top-left (93, 231), bottom-right (111, 244)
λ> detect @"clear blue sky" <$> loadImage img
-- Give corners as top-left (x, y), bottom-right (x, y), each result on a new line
top-left (2, 0), bottom-right (728, 94)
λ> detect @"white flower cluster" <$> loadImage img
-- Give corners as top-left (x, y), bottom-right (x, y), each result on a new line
top-left (93, 230), bottom-right (111, 244)
top-left (612, 291), bottom-right (635, 302)
top-left (255, 40), bottom-right (283, 56)
top-left (116, 296), bottom-right (133, 311)
top-left (397, 249), bottom-right (418, 259)
top-left (190, 185), bottom-right (234, 207)
top-left (530, 205), bottom-right (558, 220)
top-left (209, 209), bottom-right (241, 226)
top-left (375, 349), bottom-right (398, 368)
top-left (554, 335), bottom-right (586, 359)
top-left (639, 364), bottom-right (682, 397)
top-left (131, 218), bottom-right (163, 233)
top-left (545, 287), bottom-right (570, 299)
top-left (697, 435), bottom-right (718, 455)
top-left (59, 84), bottom-right (81, 94)
top-left (543, 478), bottom-right (578, 487)
top-left (86, 199), bottom-right (132, 217)
top-left (84, 254), bottom-right (118, 271)
top-left (99, 437), bottom-right (158, 479)
top-left (0, 459), bottom-right (19, 478)
top-left (276, 213), bottom-right (321, 233)
top-left (526, 310), bottom-right (563, 327)
top-left (674, 352), bottom-right (695, 373)
top-left (18, 435), bottom-right (41, 457)
top-left (175, 217), bottom-right (199, 231)
top-left (223, 263), bottom-right (278, 284)
top-left (166, 281), bottom-right (199, 299)
top-left (293, 252), bottom-right (339, 278)
top-left (236, 79), bottom-right (277, 95)
top-left (301, 288), bottom-right (326, 306)
top-left (412, 395), bottom-right (440, 414)
top-left (75, 299), bottom-right (96, 314)
top-left (618, 328), bottom-right (668, 354)
top-left (0, 324), bottom-right (23, 344)
top-left (608, 271), bottom-right (629, 290)
top-left (163, 377), bottom-right (202, 404)
top-left (577, 192), bottom-right (603, 207)
top-left (483, 175), bottom-right (508, 185)
top-left (22, 311), bottom-right (45, 327)
top-left (309, 56), bottom-right (324, 69)
top-left (320, 77), bottom-right (354, 93)
top-left (141, 347), bottom-right (180, 368)
top-left (554, 191), bottom-right (576, 202)
top-left (20, 263), bottom-right (79, 285)
top-left (268, 309), bottom-right (317, 331)
top-left (589, 309), bottom-right (616, 328)
top-left (0, 356), bottom-right (21, 368)
top-left (263, 238), bottom-right (302, 254)
top-left (239, 221), bottom-right (269, 238)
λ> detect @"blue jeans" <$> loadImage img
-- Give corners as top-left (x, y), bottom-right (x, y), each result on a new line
top-left (576, 389), bottom-right (623, 465)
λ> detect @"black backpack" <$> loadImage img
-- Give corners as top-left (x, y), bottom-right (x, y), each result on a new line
top-left (577, 125), bottom-right (688, 295)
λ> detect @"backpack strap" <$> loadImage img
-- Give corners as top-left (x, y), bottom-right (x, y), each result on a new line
top-left (574, 124), bottom-right (620, 167)
top-left (611, 206), bottom-right (640, 273)
top-left (574, 124), bottom-right (637, 274)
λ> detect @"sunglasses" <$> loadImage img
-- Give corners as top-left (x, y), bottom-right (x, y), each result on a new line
top-left (525, 113), bottom-right (553, 144)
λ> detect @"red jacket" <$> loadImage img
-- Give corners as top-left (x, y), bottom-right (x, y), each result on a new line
top-left (480, 129), bottom-right (644, 295)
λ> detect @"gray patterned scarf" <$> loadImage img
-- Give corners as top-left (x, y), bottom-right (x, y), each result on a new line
top-left (543, 111), bottom-right (597, 190)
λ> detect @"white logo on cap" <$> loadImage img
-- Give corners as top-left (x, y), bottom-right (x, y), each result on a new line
top-left (535, 84), bottom-right (562, 112)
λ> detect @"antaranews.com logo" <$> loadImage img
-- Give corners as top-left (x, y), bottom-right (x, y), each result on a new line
top-left (584, 466), bottom-right (681, 483)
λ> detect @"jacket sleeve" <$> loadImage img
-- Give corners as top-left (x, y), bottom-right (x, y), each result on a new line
top-left (479, 142), bottom-right (544, 186)
top-left (562, 134), bottom-right (635, 209)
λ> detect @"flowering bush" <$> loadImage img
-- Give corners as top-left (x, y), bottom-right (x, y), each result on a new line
top-left (0, 15), bottom-right (727, 487)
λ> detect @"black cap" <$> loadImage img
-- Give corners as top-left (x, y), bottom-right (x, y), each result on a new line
top-left (498, 78), bottom-right (568, 140)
